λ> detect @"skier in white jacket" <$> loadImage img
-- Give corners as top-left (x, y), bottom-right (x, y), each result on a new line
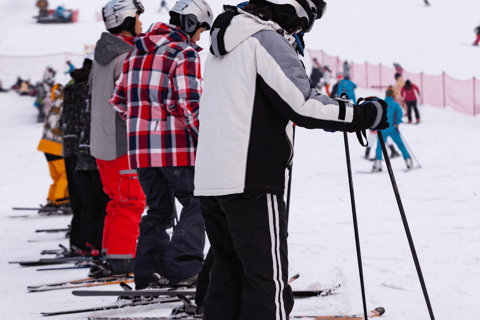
top-left (194, 1), bottom-right (388, 319)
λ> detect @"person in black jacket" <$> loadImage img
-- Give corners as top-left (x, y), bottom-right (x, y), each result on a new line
top-left (61, 56), bottom-right (109, 256)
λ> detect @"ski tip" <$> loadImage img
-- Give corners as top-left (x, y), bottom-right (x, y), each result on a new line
top-left (374, 307), bottom-right (386, 316)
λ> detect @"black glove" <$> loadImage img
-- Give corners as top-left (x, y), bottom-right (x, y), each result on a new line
top-left (357, 97), bottom-right (388, 130)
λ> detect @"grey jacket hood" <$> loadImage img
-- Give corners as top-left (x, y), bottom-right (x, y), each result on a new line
top-left (94, 32), bottom-right (135, 66)
top-left (209, 6), bottom-right (282, 57)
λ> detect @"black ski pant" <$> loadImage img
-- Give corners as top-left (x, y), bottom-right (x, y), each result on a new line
top-left (201, 193), bottom-right (294, 320)
top-left (135, 166), bottom-right (205, 289)
top-left (195, 247), bottom-right (214, 308)
top-left (75, 169), bottom-right (109, 251)
top-left (64, 156), bottom-right (86, 250)
top-left (406, 100), bottom-right (420, 122)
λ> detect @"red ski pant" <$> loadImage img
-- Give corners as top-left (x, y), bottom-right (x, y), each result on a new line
top-left (474, 34), bottom-right (480, 45)
top-left (97, 155), bottom-right (146, 259)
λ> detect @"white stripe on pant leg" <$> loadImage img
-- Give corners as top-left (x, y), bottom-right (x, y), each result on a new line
top-left (267, 193), bottom-right (283, 320)
top-left (273, 194), bottom-right (287, 320)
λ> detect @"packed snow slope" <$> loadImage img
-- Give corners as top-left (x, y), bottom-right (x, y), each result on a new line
top-left (1, 0), bottom-right (480, 319)
top-left (0, 0), bottom-right (479, 79)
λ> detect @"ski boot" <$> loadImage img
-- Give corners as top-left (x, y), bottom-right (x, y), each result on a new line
top-left (406, 158), bottom-right (413, 170)
top-left (372, 160), bottom-right (382, 173)
top-left (170, 294), bottom-right (203, 318)
top-left (389, 145), bottom-right (400, 158)
top-left (364, 147), bottom-right (371, 160)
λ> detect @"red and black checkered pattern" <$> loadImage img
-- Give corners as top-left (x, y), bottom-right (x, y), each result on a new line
top-left (110, 23), bottom-right (202, 169)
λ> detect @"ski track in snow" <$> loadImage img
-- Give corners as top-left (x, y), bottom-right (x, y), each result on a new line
top-left (1, 0), bottom-right (480, 318)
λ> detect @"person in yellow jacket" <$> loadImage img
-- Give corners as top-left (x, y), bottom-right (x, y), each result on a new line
top-left (394, 73), bottom-right (407, 114)
top-left (37, 84), bottom-right (70, 213)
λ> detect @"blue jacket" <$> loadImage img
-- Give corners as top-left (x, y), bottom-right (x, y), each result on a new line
top-left (384, 96), bottom-right (403, 132)
top-left (337, 79), bottom-right (357, 102)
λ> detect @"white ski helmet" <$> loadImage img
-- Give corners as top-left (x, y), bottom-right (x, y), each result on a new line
top-left (102, 0), bottom-right (145, 30)
top-left (263, 0), bottom-right (326, 33)
top-left (169, 0), bottom-right (214, 34)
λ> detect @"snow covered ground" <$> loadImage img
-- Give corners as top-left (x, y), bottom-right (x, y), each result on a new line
top-left (1, 0), bottom-right (479, 319)
top-left (2, 88), bottom-right (479, 319)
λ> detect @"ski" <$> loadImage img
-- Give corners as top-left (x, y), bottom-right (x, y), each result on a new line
top-left (86, 307), bottom-right (385, 320)
top-left (73, 285), bottom-right (339, 298)
top-left (36, 228), bottom-right (70, 233)
top-left (10, 256), bottom-right (97, 267)
top-left (37, 264), bottom-right (95, 271)
top-left (41, 296), bottom-right (181, 316)
top-left (13, 207), bottom-right (58, 211)
top-left (28, 274), bottom-right (134, 292)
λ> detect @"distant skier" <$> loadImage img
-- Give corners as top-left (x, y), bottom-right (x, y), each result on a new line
top-left (319, 65), bottom-right (331, 96)
top-left (473, 25), bottom-right (480, 46)
top-left (424, 0), bottom-right (430, 6)
top-left (43, 66), bottom-right (56, 88)
top-left (329, 73), bottom-right (343, 99)
top-left (401, 79), bottom-right (421, 124)
top-left (36, 0), bottom-right (49, 17)
top-left (372, 86), bottom-right (413, 172)
top-left (337, 75), bottom-right (357, 103)
top-left (309, 58), bottom-right (323, 88)
top-left (394, 72), bottom-right (407, 113)
top-left (65, 60), bottom-right (75, 74)
top-left (343, 60), bottom-right (350, 79)
top-left (158, 0), bottom-right (169, 13)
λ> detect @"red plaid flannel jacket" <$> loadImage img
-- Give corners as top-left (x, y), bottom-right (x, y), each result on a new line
top-left (110, 23), bottom-right (201, 169)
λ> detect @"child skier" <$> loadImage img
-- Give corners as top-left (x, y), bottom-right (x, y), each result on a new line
top-left (372, 86), bottom-right (413, 172)
top-left (337, 75), bottom-right (357, 103)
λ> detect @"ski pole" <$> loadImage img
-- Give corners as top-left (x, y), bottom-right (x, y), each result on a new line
top-left (343, 132), bottom-right (369, 320)
top-left (377, 131), bottom-right (435, 320)
top-left (397, 128), bottom-right (422, 168)
top-left (285, 126), bottom-right (296, 228)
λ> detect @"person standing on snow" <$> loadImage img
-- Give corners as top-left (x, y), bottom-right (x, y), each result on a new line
top-left (372, 86), bottom-right (413, 172)
top-left (319, 65), bottom-right (331, 95)
top-left (37, 84), bottom-right (71, 213)
top-left (473, 24), bottom-right (480, 46)
top-left (110, 0), bottom-right (213, 290)
top-left (61, 55), bottom-right (110, 256)
top-left (193, 1), bottom-right (389, 319)
top-left (88, 0), bottom-right (146, 278)
top-left (337, 75), bottom-right (357, 103)
top-left (309, 57), bottom-right (323, 88)
top-left (394, 72), bottom-right (407, 113)
top-left (158, 0), bottom-right (169, 13)
top-left (65, 60), bottom-right (75, 74)
top-left (401, 79), bottom-right (421, 124)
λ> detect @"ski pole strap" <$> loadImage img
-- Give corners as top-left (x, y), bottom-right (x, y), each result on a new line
top-left (356, 130), bottom-right (369, 147)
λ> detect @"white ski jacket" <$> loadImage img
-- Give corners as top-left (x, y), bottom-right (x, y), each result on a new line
top-left (194, 6), bottom-right (382, 196)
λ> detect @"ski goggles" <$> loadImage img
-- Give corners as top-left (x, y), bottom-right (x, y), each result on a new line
top-left (133, 0), bottom-right (145, 13)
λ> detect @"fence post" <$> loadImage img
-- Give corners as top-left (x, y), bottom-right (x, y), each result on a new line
top-left (337, 56), bottom-right (340, 76)
top-left (420, 72), bottom-right (424, 105)
top-left (365, 61), bottom-right (369, 89)
top-left (442, 71), bottom-right (446, 108)
top-left (474, 77), bottom-right (477, 116)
